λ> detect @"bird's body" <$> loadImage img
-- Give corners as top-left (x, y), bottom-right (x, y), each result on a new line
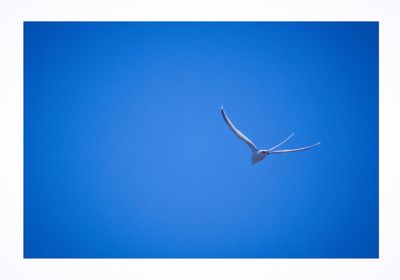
top-left (221, 107), bottom-right (320, 165)
top-left (251, 150), bottom-right (269, 165)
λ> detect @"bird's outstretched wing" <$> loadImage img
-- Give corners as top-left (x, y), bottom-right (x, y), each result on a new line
top-left (221, 107), bottom-right (258, 152)
top-left (269, 142), bottom-right (321, 154)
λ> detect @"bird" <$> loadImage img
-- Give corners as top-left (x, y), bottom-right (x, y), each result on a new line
top-left (221, 106), bottom-right (320, 165)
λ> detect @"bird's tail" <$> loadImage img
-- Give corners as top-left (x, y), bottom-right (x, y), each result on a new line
top-left (268, 133), bottom-right (295, 152)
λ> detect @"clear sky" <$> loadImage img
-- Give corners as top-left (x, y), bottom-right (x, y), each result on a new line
top-left (24, 22), bottom-right (378, 258)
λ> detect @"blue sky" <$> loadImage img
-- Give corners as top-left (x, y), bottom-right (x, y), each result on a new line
top-left (24, 22), bottom-right (378, 258)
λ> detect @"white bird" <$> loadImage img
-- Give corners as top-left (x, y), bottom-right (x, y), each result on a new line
top-left (221, 107), bottom-right (320, 165)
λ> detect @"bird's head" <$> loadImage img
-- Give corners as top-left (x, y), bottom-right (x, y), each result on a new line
top-left (251, 150), bottom-right (269, 165)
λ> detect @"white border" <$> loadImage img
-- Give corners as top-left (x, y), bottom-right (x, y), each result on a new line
top-left (1, 0), bottom-right (400, 279)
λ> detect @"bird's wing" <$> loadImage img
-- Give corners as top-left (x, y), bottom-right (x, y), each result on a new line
top-left (269, 142), bottom-right (320, 154)
top-left (268, 133), bottom-right (295, 151)
top-left (221, 107), bottom-right (258, 152)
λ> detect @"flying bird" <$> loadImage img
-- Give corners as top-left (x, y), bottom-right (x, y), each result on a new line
top-left (221, 107), bottom-right (320, 165)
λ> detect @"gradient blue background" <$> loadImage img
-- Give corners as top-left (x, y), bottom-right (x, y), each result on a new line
top-left (24, 22), bottom-right (378, 258)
